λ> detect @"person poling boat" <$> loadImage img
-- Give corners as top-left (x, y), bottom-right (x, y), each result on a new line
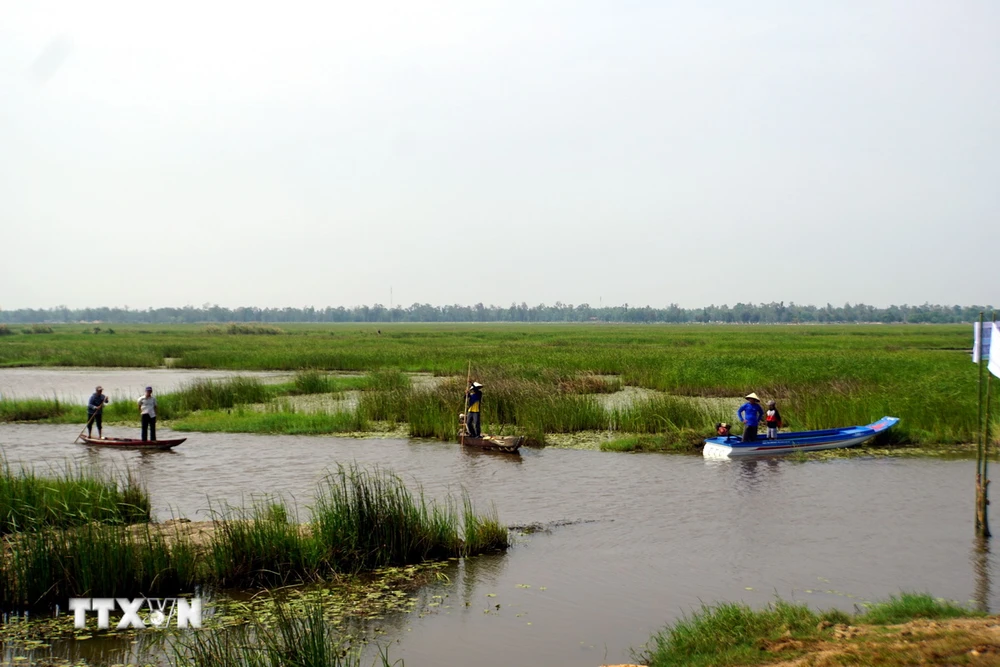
top-left (465, 381), bottom-right (483, 438)
top-left (86, 385), bottom-right (109, 439)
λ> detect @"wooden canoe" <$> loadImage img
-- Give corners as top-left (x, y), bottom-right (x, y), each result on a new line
top-left (79, 436), bottom-right (185, 450)
top-left (460, 435), bottom-right (524, 453)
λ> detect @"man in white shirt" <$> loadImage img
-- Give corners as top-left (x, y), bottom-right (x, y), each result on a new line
top-left (138, 386), bottom-right (158, 441)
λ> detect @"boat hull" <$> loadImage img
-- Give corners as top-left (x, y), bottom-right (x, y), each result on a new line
top-left (79, 436), bottom-right (185, 450)
top-left (461, 435), bottom-right (523, 453)
top-left (703, 417), bottom-right (898, 459)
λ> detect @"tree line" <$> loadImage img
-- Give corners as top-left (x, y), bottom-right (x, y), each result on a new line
top-left (0, 302), bottom-right (993, 325)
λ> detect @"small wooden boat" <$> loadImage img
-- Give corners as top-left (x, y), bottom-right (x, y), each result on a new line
top-left (460, 435), bottom-right (524, 453)
top-left (702, 416), bottom-right (899, 459)
top-left (79, 436), bottom-right (186, 450)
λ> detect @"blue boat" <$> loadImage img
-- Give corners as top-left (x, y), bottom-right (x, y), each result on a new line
top-left (703, 416), bottom-right (900, 459)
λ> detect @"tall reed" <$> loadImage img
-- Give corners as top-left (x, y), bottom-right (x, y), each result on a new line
top-left (0, 460), bottom-right (150, 534)
top-left (0, 523), bottom-right (198, 609)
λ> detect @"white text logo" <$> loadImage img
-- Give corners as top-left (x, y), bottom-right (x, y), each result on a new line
top-left (68, 598), bottom-right (202, 630)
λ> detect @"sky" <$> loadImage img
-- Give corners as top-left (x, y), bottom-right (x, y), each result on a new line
top-left (1, 1), bottom-right (997, 310)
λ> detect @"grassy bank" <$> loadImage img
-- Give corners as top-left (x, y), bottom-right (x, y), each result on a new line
top-left (638, 593), bottom-right (983, 666)
top-left (0, 460), bottom-right (150, 534)
top-left (0, 324), bottom-right (992, 446)
top-left (0, 464), bottom-right (507, 610)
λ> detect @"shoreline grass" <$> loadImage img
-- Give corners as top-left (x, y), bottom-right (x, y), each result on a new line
top-left (638, 593), bottom-right (985, 666)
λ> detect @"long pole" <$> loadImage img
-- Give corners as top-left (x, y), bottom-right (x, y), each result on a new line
top-left (75, 403), bottom-right (103, 443)
top-left (977, 313), bottom-right (986, 534)
top-left (982, 312), bottom-right (996, 538)
top-left (461, 361), bottom-right (471, 446)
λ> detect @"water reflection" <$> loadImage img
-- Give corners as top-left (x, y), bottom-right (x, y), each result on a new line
top-left (734, 457), bottom-right (783, 494)
top-left (972, 536), bottom-right (992, 612)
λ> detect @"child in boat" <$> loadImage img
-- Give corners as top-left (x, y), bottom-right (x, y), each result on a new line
top-left (765, 400), bottom-right (782, 439)
top-left (458, 413), bottom-right (469, 437)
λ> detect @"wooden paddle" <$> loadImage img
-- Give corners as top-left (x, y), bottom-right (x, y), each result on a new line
top-left (75, 402), bottom-right (105, 443)
top-left (461, 361), bottom-right (471, 446)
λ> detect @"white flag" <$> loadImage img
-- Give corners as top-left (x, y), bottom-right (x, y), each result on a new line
top-left (974, 321), bottom-right (993, 363)
top-left (990, 323), bottom-right (1000, 379)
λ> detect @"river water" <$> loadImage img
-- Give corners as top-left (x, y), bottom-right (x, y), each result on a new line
top-left (0, 421), bottom-right (995, 667)
top-left (0, 367), bottom-right (291, 404)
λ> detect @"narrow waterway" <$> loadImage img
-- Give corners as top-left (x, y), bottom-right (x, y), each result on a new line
top-left (0, 423), bottom-right (994, 666)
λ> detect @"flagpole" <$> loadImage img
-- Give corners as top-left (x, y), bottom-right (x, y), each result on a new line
top-left (981, 313), bottom-right (996, 537)
top-left (976, 313), bottom-right (987, 536)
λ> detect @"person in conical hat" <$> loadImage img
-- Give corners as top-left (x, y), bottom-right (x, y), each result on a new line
top-left (737, 392), bottom-right (765, 443)
top-left (465, 381), bottom-right (484, 438)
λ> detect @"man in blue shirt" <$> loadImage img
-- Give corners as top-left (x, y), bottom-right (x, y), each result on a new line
top-left (87, 385), bottom-right (109, 439)
top-left (736, 392), bottom-right (765, 443)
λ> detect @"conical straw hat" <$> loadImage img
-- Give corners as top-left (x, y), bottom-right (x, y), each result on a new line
top-left (744, 392), bottom-right (761, 401)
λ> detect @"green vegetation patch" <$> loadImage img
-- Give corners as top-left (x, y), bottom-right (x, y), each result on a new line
top-left (0, 460), bottom-right (150, 534)
top-left (638, 593), bottom-right (985, 667)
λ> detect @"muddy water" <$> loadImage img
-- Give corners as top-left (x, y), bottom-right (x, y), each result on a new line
top-left (0, 422), bottom-right (996, 666)
top-left (0, 368), bottom-right (291, 403)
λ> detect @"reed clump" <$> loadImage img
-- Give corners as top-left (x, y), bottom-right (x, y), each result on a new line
top-left (0, 460), bottom-right (150, 534)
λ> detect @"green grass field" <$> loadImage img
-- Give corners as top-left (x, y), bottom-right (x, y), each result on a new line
top-left (0, 323), bottom-right (993, 446)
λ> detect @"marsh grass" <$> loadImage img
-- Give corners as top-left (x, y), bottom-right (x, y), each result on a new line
top-left (0, 324), bottom-right (986, 444)
top-left (0, 523), bottom-right (198, 609)
top-left (208, 501), bottom-right (323, 588)
top-left (2, 463), bottom-right (507, 610)
top-left (312, 465), bottom-right (507, 572)
top-left (0, 460), bottom-right (150, 534)
top-left (600, 434), bottom-right (701, 453)
top-left (0, 397), bottom-right (79, 422)
top-left (172, 405), bottom-right (368, 434)
top-left (638, 593), bottom-right (984, 667)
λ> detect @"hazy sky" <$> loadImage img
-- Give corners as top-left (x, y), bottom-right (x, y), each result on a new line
top-left (2, 1), bottom-right (997, 310)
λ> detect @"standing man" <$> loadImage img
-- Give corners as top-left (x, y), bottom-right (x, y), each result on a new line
top-left (87, 385), bottom-right (109, 439)
top-left (737, 392), bottom-right (765, 443)
top-left (138, 386), bottom-right (158, 442)
top-left (465, 381), bottom-right (483, 438)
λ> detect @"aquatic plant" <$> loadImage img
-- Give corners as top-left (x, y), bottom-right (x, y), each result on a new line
top-left (174, 602), bottom-right (399, 667)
